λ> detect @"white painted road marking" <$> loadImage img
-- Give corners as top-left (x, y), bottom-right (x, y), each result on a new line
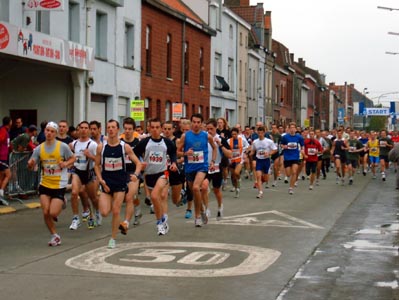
top-left (207, 210), bottom-right (323, 229)
top-left (65, 242), bottom-right (281, 277)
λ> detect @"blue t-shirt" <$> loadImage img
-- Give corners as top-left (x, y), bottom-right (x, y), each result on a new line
top-left (184, 130), bottom-right (209, 173)
top-left (281, 133), bottom-right (304, 161)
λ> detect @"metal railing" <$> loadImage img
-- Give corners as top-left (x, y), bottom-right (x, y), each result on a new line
top-left (4, 151), bottom-right (39, 204)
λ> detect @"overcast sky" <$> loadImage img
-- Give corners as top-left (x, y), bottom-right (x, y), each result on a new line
top-left (249, 0), bottom-right (399, 105)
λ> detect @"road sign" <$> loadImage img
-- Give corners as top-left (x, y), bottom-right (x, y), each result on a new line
top-left (130, 100), bottom-right (145, 121)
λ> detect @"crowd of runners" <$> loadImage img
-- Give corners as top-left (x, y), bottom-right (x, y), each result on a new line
top-left (0, 115), bottom-right (398, 249)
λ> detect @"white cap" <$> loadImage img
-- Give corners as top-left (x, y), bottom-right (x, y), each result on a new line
top-left (46, 121), bottom-right (59, 132)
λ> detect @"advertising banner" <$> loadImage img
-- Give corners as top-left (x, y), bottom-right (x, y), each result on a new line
top-left (172, 103), bottom-right (183, 121)
top-left (130, 100), bottom-right (145, 121)
top-left (0, 22), bottom-right (94, 71)
top-left (338, 108), bottom-right (345, 124)
top-left (24, 0), bottom-right (65, 11)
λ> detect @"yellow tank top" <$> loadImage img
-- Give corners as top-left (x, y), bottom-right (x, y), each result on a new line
top-left (40, 141), bottom-right (67, 189)
top-left (367, 139), bottom-right (379, 157)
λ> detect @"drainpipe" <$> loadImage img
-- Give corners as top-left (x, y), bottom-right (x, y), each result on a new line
top-left (85, 0), bottom-right (94, 120)
top-left (181, 20), bottom-right (186, 116)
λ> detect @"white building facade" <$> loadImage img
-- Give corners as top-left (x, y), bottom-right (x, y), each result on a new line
top-left (0, 0), bottom-right (141, 128)
top-left (209, 1), bottom-right (238, 124)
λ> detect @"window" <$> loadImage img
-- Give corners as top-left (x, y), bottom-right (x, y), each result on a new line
top-left (229, 24), bottom-right (233, 39)
top-left (96, 11), bottom-right (108, 59)
top-left (253, 70), bottom-right (256, 100)
top-left (145, 26), bottom-right (152, 74)
top-left (0, 0), bottom-right (9, 22)
top-left (118, 97), bottom-right (129, 125)
top-left (214, 53), bottom-right (221, 76)
top-left (156, 100), bottom-right (161, 119)
top-left (239, 32), bottom-right (243, 46)
top-left (192, 104), bottom-right (195, 115)
top-left (244, 62), bottom-right (247, 92)
top-left (248, 68), bottom-right (252, 98)
top-left (199, 48), bottom-right (204, 86)
top-left (165, 101), bottom-right (171, 121)
top-left (183, 103), bottom-right (187, 118)
top-left (228, 58), bottom-right (234, 91)
top-left (184, 41), bottom-right (189, 84)
top-left (166, 34), bottom-right (172, 78)
top-left (68, 1), bottom-right (80, 42)
top-left (199, 105), bottom-right (203, 114)
top-left (36, 11), bottom-right (50, 34)
top-left (124, 23), bottom-right (134, 68)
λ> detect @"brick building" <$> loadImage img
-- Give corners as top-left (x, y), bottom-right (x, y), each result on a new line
top-left (141, 0), bottom-right (215, 124)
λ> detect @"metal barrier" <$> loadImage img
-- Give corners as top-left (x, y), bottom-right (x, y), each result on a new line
top-left (6, 151), bottom-right (39, 204)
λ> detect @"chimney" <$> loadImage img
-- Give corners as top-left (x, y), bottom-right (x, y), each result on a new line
top-left (290, 53), bottom-right (294, 63)
top-left (298, 58), bottom-right (305, 67)
top-left (241, 0), bottom-right (250, 5)
top-left (225, 0), bottom-right (250, 6)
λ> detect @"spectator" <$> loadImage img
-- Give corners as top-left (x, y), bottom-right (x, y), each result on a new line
top-left (56, 120), bottom-right (74, 144)
top-left (11, 125), bottom-right (38, 152)
top-left (9, 117), bottom-right (26, 141)
top-left (0, 116), bottom-right (12, 200)
top-left (36, 120), bottom-right (47, 144)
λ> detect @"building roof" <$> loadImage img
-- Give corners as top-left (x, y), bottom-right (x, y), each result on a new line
top-left (229, 6), bottom-right (264, 24)
top-left (156, 0), bottom-right (204, 24)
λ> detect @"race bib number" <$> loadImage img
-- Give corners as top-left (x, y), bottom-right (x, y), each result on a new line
top-left (43, 162), bottom-right (61, 176)
top-left (187, 151), bottom-right (204, 164)
top-left (349, 146), bottom-right (356, 152)
top-left (208, 164), bottom-right (220, 174)
top-left (125, 154), bottom-right (132, 164)
top-left (256, 149), bottom-right (268, 159)
top-left (379, 141), bottom-right (386, 147)
top-left (104, 157), bottom-right (123, 171)
top-left (307, 148), bottom-right (317, 155)
top-left (287, 142), bottom-right (298, 149)
top-left (370, 147), bottom-right (377, 153)
top-left (232, 149), bottom-right (241, 158)
top-left (76, 152), bottom-right (88, 169)
top-left (149, 151), bottom-right (163, 165)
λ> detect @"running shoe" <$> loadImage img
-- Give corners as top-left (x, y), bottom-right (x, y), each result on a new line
top-left (235, 188), bottom-right (240, 198)
top-left (95, 211), bottom-right (102, 226)
top-left (157, 223), bottom-right (167, 235)
top-left (185, 210), bottom-right (192, 219)
top-left (341, 178), bottom-right (345, 186)
top-left (108, 238), bottom-right (116, 249)
top-left (88, 218), bottom-right (95, 229)
top-left (294, 181), bottom-right (298, 187)
top-left (82, 210), bottom-right (90, 222)
top-left (309, 185), bottom-right (313, 190)
top-left (272, 181), bottom-right (277, 187)
top-left (201, 210), bottom-right (209, 225)
top-left (289, 188), bottom-right (294, 195)
top-left (256, 191), bottom-right (263, 198)
top-left (315, 179), bottom-right (319, 186)
top-left (150, 204), bottom-right (155, 214)
top-left (230, 187), bottom-right (236, 192)
top-left (145, 197), bottom-right (152, 206)
top-left (48, 234), bottom-right (61, 247)
top-left (217, 207), bottom-right (224, 221)
top-left (119, 221), bottom-right (129, 235)
top-left (194, 217), bottom-right (203, 227)
top-left (69, 217), bottom-right (81, 230)
top-left (349, 177), bottom-right (353, 185)
top-left (133, 212), bottom-right (143, 226)
top-left (363, 169), bottom-right (367, 176)
top-left (382, 173), bottom-right (386, 181)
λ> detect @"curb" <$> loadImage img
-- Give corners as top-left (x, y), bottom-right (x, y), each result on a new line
top-left (0, 200), bottom-right (41, 215)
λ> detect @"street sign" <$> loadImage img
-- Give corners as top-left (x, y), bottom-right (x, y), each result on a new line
top-left (364, 108), bottom-right (390, 116)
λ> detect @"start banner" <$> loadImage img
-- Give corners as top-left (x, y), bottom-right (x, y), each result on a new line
top-left (364, 108), bottom-right (390, 116)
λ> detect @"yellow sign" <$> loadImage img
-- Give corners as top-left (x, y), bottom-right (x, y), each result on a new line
top-left (304, 119), bottom-right (310, 127)
top-left (130, 100), bottom-right (145, 121)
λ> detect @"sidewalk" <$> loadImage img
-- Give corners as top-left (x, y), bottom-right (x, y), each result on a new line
top-left (0, 194), bottom-right (41, 214)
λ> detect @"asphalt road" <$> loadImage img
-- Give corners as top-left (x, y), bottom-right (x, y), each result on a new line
top-left (0, 169), bottom-right (397, 300)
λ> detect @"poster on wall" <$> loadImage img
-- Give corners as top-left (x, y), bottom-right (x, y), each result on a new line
top-left (172, 103), bottom-right (183, 121)
top-left (24, 0), bottom-right (65, 11)
top-left (130, 100), bottom-right (145, 121)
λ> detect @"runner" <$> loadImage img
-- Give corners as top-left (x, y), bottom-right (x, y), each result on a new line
top-left (270, 124), bottom-right (282, 187)
top-left (119, 117), bottom-right (141, 234)
top-left (69, 121), bottom-right (100, 230)
top-left (331, 129), bottom-right (348, 185)
top-left (303, 130), bottom-right (323, 190)
top-left (378, 129), bottom-right (393, 181)
top-left (162, 120), bottom-right (185, 207)
top-left (27, 122), bottom-right (75, 246)
top-left (228, 127), bottom-right (248, 197)
top-left (94, 119), bottom-right (142, 249)
top-left (134, 118), bottom-right (178, 235)
top-left (201, 119), bottom-right (231, 220)
top-left (177, 113), bottom-right (217, 227)
top-left (280, 122), bottom-right (305, 195)
top-left (366, 131), bottom-right (379, 179)
top-left (0, 117), bottom-right (12, 203)
top-left (250, 126), bottom-right (277, 198)
top-left (90, 120), bottom-right (107, 145)
top-left (358, 131), bottom-right (369, 176)
top-left (346, 129), bottom-right (364, 185)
